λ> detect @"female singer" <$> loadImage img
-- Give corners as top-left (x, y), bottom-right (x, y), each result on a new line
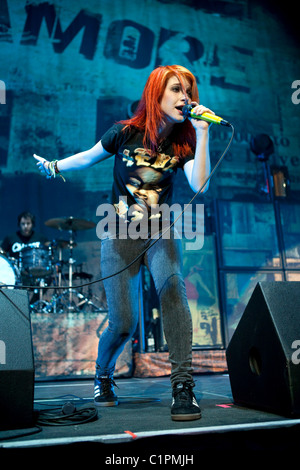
top-left (34, 65), bottom-right (213, 421)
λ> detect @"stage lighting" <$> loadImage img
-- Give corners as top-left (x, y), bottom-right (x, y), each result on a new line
top-left (250, 134), bottom-right (274, 161)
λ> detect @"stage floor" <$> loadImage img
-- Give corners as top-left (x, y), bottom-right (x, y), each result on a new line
top-left (1, 374), bottom-right (300, 460)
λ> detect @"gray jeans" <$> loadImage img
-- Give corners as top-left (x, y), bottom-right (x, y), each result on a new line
top-left (96, 231), bottom-right (194, 386)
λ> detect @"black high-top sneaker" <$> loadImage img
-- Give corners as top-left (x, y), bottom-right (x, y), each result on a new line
top-left (94, 376), bottom-right (119, 407)
top-left (171, 382), bottom-right (201, 421)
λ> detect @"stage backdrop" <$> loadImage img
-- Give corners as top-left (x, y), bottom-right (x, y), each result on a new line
top-left (0, 0), bottom-right (299, 377)
top-left (0, 0), bottom-right (299, 230)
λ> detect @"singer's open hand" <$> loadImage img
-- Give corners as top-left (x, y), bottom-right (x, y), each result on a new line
top-left (189, 101), bottom-right (215, 131)
top-left (33, 154), bottom-right (51, 178)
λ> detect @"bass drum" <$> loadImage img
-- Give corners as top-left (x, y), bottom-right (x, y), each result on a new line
top-left (0, 254), bottom-right (19, 288)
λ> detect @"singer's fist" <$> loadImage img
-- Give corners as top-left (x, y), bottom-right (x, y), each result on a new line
top-left (188, 103), bottom-right (215, 131)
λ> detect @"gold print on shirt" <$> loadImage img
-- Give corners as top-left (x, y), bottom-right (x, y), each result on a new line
top-left (131, 148), bottom-right (180, 171)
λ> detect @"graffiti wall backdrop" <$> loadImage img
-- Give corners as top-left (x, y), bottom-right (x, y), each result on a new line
top-left (1, 0), bottom-right (299, 220)
top-left (0, 0), bottom-right (299, 377)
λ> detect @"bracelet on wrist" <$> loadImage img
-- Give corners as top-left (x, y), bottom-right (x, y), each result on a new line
top-left (54, 160), bottom-right (60, 174)
top-left (48, 160), bottom-right (66, 182)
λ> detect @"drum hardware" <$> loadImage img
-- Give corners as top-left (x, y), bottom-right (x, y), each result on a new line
top-left (30, 299), bottom-right (52, 314)
top-left (55, 237), bottom-right (77, 291)
top-left (37, 278), bottom-right (46, 302)
top-left (58, 269), bottom-right (104, 312)
top-left (1, 214), bottom-right (105, 313)
top-left (75, 290), bottom-right (105, 312)
top-left (53, 239), bottom-right (78, 250)
top-left (29, 276), bottom-right (105, 314)
top-left (67, 233), bottom-right (76, 311)
top-left (19, 216), bottom-right (105, 314)
top-left (67, 271), bottom-right (93, 281)
top-left (30, 292), bottom-right (65, 314)
top-left (18, 250), bottom-right (23, 272)
top-left (44, 216), bottom-right (98, 312)
top-left (1, 216), bottom-right (103, 312)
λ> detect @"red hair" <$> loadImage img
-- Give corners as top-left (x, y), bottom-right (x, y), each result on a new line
top-left (119, 65), bottom-right (199, 158)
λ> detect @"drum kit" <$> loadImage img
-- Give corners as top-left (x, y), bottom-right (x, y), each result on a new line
top-left (0, 216), bottom-right (106, 314)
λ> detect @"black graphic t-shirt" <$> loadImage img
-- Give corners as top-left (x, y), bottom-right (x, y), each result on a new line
top-left (101, 124), bottom-right (194, 224)
top-left (1, 231), bottom-right (48, 258)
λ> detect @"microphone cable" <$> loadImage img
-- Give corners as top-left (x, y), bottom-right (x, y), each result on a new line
top-left (0, 124), bottom-right (234, 292)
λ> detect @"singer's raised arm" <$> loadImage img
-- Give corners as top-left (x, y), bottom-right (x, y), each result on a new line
top-left (183, 126), bottom-right (211, 193)
top-left (183, 103), bottom-right (212, 193)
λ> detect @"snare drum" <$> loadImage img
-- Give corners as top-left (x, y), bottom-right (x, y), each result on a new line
top-left (0, 254), bottom-right (19, 288)
top-left (20, 245), bottom-right (53, 278)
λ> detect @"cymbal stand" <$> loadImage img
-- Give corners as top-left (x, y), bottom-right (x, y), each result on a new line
top-left (51, 242), bottom-right (63, 314)
top-left (39, 278), bottom-right (45, 302)
top-left (67, 229), bottom-right (76, 311)
top-left (58, 244), bottom-right (63, 289)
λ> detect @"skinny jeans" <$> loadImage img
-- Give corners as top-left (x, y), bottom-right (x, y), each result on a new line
top-left (96, 231), bottom-right (194, 386)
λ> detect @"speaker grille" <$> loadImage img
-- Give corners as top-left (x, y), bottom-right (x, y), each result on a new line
top-left (0, 289), bottom-right (34, 429)
top-left (226, 282), bottom-right (300, 417)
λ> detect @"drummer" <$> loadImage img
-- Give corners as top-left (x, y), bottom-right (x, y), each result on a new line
top-left (1, 211), bottom-right (50, 305)
top-left (1, 211), bottom-right (49, 258)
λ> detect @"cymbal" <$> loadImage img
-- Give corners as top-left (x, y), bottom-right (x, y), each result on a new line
top-left (45, 216), bottom-right (96, 231)
top-left (53, 239), bottom-right (77, 249)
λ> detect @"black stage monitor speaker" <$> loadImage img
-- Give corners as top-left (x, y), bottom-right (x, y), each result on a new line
top-left (0, 288), bottom-right (34, 429)
top-left (226, 282), bottom-right (300, 417)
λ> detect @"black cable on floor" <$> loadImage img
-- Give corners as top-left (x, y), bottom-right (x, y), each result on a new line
top-left (36, 403), bottom-right (98, 426)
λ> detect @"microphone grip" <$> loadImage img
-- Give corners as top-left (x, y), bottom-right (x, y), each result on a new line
top-left (183, 105), bottom-right (231, 127)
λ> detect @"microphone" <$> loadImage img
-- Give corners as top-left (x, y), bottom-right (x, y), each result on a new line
top-left (182, 104), bottom-right (231, 127)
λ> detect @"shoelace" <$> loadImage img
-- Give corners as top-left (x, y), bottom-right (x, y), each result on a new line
top-left (173, 383), bottom-right (194, 401)
top-left (98, 377), bottom-right (118, 393)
